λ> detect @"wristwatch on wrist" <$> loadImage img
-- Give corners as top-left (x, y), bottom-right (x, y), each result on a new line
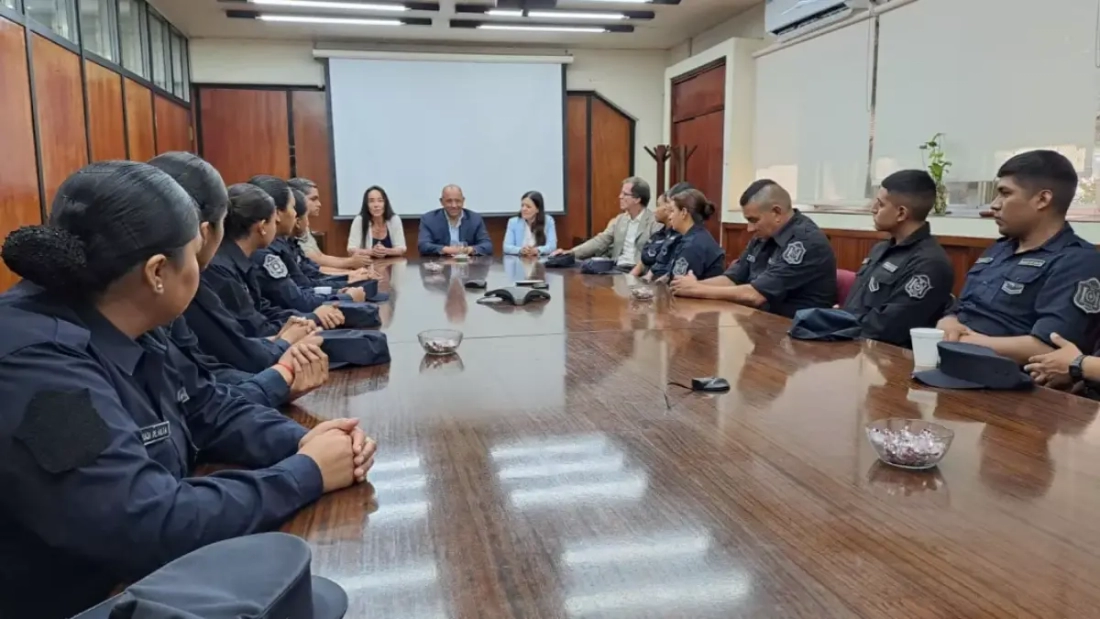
top-left (1070, 354), bottom-right (1087, 381)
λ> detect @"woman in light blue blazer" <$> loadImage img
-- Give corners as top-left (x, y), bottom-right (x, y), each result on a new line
top-left (504, 190), bottom-right (557, 256)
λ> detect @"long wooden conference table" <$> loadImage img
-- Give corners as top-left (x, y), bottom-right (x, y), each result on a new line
top-left (284, 256), bottom-right (1100, 619)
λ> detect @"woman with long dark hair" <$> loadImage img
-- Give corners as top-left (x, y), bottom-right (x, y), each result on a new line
top-left (0, 161), bottom-right (371, 619)
top-left (504, 190), bottom-right (557, 256)
top-left (347, 185), bottom-right (406, 258)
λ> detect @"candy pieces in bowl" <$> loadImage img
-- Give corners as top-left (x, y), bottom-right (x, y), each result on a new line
top-left (418, 329), bottom-right (463, 356)
top-left (631, 284), bottom-right (656, 301)
top-left (865, 418), bottom-right (954, 470)
top-left (423, 262), bottom-right (444, 274)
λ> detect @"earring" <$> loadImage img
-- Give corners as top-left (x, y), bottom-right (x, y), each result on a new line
top-left (155, 283), bottom-right (164, 293)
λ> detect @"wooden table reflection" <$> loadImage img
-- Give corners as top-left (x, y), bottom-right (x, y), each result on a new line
top-left (286, 257), bottom-right (1100, 619)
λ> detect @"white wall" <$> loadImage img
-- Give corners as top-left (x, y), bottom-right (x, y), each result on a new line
top-left (668, 4), bottom-right (768, 66)
top-left (189, 39), bottom-right (667, 184)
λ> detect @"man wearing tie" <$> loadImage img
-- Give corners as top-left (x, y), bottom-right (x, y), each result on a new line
top-left (418, 185), bottom-right (493, 256)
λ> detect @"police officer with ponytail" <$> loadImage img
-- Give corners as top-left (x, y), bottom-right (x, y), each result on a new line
top-left (0, 161), bottom-right (374, 619)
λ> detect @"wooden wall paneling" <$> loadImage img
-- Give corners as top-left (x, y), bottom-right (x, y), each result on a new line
top-left (723, 223), bottom-right (995, 296)
top-left (589, 97), bottom-right (632, 234)
top-left (670, 60), bottom-right (726, 124)
top-left (85, 60), bottom-right (126, 161)
top-left (563, 94), bottom-right (590, 246)
top-left (123, 78), bottom-right (155, 161)
top-left (0, 17), bottom-right (41, 290)
top-left (32, 34), bottom-right (88, 208)
top-left (198, 88), bottom-right (290, 184)
top-left (154, 95), bottom-right (192, 154)
top-left (291, 90), bottom-right (335, 240)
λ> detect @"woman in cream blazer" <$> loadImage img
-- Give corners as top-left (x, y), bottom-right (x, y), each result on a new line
top-left (348, 185), bottom-right (407, 257)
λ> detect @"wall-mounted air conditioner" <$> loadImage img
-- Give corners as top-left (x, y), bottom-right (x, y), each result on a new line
top-left (765, 0), bottom-right (872, 38)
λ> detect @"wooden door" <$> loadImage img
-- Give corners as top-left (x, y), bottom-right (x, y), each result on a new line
top-left (671, 60), bottom-right (725, 243)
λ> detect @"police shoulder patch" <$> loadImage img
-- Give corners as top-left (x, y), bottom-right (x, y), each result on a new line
top-left (782, 241), bottom-right (806, 265)
top-left (672, 257), bottom-right (690, 277)
top-left (14, 389), bottom-right (109, 474)
top-left (868, 277), bottom-right (880, 293)
top-left (1074, 278), bottom-right (1100, 314)
top-left (904, 274), bottom-right (932, 300)
top-left (263, 254), bottom-right (288, 279)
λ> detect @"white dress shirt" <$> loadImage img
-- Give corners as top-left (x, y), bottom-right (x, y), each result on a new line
top-left (522, 222), bottom-right (535, 248)
top-left (617, 214), bottom-right (642, 267)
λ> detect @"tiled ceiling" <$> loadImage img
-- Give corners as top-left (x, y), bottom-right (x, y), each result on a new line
top-left (149, 0), bottom-right (761, 49)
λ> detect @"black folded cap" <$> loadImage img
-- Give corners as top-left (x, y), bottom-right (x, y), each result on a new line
top-left (332, 301), bottom-right (381, 329)
top-left (345, 279), bottom-right (389, 303)
top-left (913, 342), bottom-right (1033, 390)
top-left (544, 254), bottom-right (576, 268)
top-left (75, 533), bottom-right (346, 619)
top-left (788, 308), bottom-right (862, 341)
top-left (580, 258), bottom-right (616, 274)
top-left (320, 329), bottom-right (391, 369)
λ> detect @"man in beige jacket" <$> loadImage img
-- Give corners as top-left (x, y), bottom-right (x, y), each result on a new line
top-left (552, 176), bottom-right (659, 270)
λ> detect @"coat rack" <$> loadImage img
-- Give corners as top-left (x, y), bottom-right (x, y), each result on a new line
top-left (644, 145), bottom-right (672, 195)
top-left (671, 145), bottom-right (698, 187)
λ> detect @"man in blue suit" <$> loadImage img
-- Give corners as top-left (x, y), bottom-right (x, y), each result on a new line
top-left (418, 184), bottom-right (493, 256)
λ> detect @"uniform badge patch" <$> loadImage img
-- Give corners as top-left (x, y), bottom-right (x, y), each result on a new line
top-left (976, 256), bottom-right (993, 264)
top-left (868, 277), bottom-right (880, 293)
top-left (746, 253), bottom-right (756, 263)
top-left (672, 257), bottom-right (689, 277)
top-left (883, 261), bottom-right (898, 273)
top-left (904, 274), bottom-right (932, 299)
top-left (1074, 278), bottom-right (1100, 314)
top-left (782, 241), bottom-right (806, 265)
top-left (263, 254), bottom-right (288, 279)
top-left (1018, 258), bottom-right (1046, 268)
top-left (1001, 281), bottom-right (1024, 295)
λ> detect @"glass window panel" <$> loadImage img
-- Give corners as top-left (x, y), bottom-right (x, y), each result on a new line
top-left (2, 1), bottom-right (18, 11)
top-left (80, 0), bottom-right (116, 62)
top-left (170, 31), bottom-right (183, 96)
top-left (150, 14), bottom-right (167, 89)
top-left (25, 0), bottom-right (79, 43)
top-left (181, 39), bottom-right (190, 102)
top-left (119, 0), bottom-right (147, 77)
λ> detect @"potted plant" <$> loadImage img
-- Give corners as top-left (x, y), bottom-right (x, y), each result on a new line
top-left (919, 133), bottom-right (952, 215)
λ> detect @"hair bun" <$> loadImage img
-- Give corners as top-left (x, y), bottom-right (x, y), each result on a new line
top-left (2, 226), bottom-right (93, 292)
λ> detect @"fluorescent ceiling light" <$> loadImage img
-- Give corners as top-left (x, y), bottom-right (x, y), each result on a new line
top-left (579, 0), bottom-right (651, 2)
top-left (259, 14), bottom-right (404, 24)
top-left (250, 0), bottom-right (408, 10)
top-left (527, 10), bottom-right (626, 19)
top-left (478, 24), bottom-right (606, 33)
top-left (486, 9), bottom-right (524, 17)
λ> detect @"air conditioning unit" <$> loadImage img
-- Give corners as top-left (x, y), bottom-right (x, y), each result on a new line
top-left (765, 0), bottom-right (872, 38)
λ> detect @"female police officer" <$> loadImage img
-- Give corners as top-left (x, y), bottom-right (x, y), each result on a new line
top-left (0, 161), bottom-right (372, 619)
top-left (650, 189), bottom-right (726, 281)
top-left (148, 152), bottom-right (327, 404)
top-left (204, 183), bottom-right (345, 337)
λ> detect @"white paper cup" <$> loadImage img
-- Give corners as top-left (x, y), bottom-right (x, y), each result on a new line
top-left (911, 328), bottom-right (945, 368)
top-left (313, 286), bottom-right (333, 295)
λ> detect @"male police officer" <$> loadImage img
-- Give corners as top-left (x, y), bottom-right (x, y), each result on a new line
top-left (937, 150), bottom-right (1100, 365)
top-left (670, 180), bottom-right (836, 317)
top-left (842, 170), bottom-right (954, 346)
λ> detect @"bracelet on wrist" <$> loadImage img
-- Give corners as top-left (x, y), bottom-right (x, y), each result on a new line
top-left (276, 362), bottom-right (295, 378)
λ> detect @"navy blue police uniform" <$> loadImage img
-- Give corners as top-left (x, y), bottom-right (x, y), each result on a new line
top-left (181, 278), bottom-right (290, 373)
top-left (953, 224), bottom-right (1100, 350)
top-left (842, 222), bottom-right (955, 347)
top-left (289, 237), bottom-right (350, 289)
top-left (0, 285), bottom-right (321, 619)
top-left (204, 241), bottom-right (314, 338)
top-left (253, 238), bottom-right (353, 314)
top-left (637, 227), bottom-right (677, 276)
top-left (167, 316), bottom-right (290, 408)
top-left (724, 210), bottom-right (837, 317)
top-left (653, 225), bottom-right (726, 280)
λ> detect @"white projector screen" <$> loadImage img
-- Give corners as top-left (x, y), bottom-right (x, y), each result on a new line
top-left (328, 57), bottom-right (566, 218)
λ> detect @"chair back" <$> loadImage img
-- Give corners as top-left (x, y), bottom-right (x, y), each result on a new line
top-left (836, 269), bottom-right (858, 305)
